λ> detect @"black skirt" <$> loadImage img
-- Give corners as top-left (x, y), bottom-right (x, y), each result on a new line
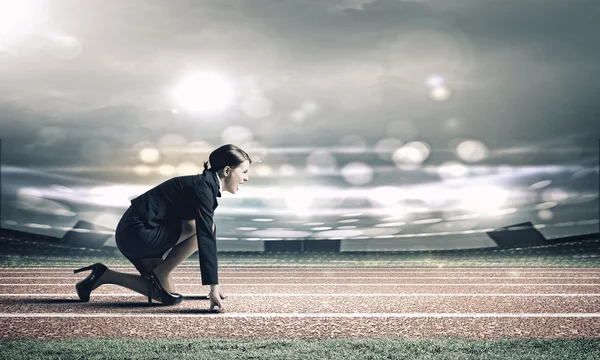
top-left (115, 205), bottom-right (182, 264)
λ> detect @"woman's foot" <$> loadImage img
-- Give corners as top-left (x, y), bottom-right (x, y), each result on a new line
top-left (74, 263), bottom-right (108, 302)
top-left (152, 269), bottom-right (175, 294)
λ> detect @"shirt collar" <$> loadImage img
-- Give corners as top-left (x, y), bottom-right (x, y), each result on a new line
top-left (212, 170), bottom-right (222, 198)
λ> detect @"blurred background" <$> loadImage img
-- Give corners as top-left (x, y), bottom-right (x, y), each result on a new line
top-left (0, 0), bottom-right (598, 252)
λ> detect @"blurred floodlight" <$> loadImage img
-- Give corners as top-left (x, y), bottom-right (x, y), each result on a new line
top-left (0, 0), bottom-right (39, 41)
top-left (460, 186), bottom-right (509, 211)
top-left (89, 186), bottom-right (136, 207)
top-left (437, 161), bottom-right (468, 182)
top-left (255, 164), bottom-right (272, 176)
top-left (392, 141), bottom-right (431, 166)
top-left (374, 221), bottom-right (406, 228)
top-left (252, 229), bottom-right (312, 238)
top-left (538, 209), bottom-right (553, 220)
top-left (369, 186), bottom-right (403, 207)
top-left (51, 184), bottom-right (73, 193)
top-left (528, 180), bottom-right (552, 190)
top-left (375, 138), bottom-right (403, 161)
top-left (172, 72), bottom-right (234, 114)
top-left (456, 140), bottom-right (489, 162)
top-left (17, 187), bottom-right (43, 198)
top-left (134, 164), bottom-right (152, 176)
top-left (535, 201), bottom-right (557, 210)
top-left (240, 94), bottom-right (272, 119)
top-left (139, 147), bottom-right (160, 163)
top-left (285, 187), bottom-right (315, 211)
top-left (222, 125), bottom-right (253, 144)
top-left (430, 87), bottom-right (451, 101)
top-left (158, 164), bottom-right (176, 176)
top-left (426, 74), bottom-right (445, 88)
top-left (306, 149), bottom-right (337, 174)
top-left (311, 229), bottom-right (363, 238)
top-left (279, 164), bottom-right (296, 176)
top-left (341, 162), bottom-right (374, 185)
top-left (541, 188), bottom-right (570, 202)
top-left (176, 162), bottom-right (201, 175)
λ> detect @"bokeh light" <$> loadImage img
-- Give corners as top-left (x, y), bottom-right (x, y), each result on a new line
top-left (392, 141), bottom-right (431, 167)
top-left (369, 186), bottom-right (403, 207)
top-left (139, 147), bottom-right (160, 163)
top-left (430, 87), bottom-right (451, 101)
top-left (279, 164), bottom-right (296, 176)
top-left (158, 164), bottom-right (176, 176)
top-left (460, 186), bottom-right (510, 211)
top-left (341, 162), bottom-right (374, 185)
top-left (176, 162), bottom-right (201, 175)
top-left (437, 161), bottom-right (469, 183)
top-left (172, 72), bottom-right (234, 114)
top-left (306, 149), bottom-right (337, 175)
top-left (284, 187), bottom-right (315, 212)
top-left (456, 139), bottom-right (489, 162)
top-left (134, 164), bottom-right (152, 176)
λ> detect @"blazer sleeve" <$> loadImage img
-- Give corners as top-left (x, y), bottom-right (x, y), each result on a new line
top-left (194, 183), bottom-right (219, 285)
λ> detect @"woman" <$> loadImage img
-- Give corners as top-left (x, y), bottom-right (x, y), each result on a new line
top-left (73, 144), bottom-right (251, 311)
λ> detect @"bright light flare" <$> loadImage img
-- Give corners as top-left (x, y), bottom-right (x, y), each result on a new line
top-left (460, 186), bottom-right (510, 212)
top-left (172, 72), bottom-right (234, 114)
top-left (0, 0), bottom-right (40, 41)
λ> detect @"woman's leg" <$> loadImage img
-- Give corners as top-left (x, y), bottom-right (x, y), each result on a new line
top-left (148, 219), bottom-right (200, 292)
top-left (89, 259), bottom-right (159, 298)
top-left (93, 220), bottom-right (201, 296)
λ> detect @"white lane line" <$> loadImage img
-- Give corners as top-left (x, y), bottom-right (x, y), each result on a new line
top-left (1, 293), bottom-right (600, 297)
top-left (2, 267), bottom-right (599, 270)
top-left (2, 283), bottom-right (600, 286)
top-left (2, 272), bottom-right (600, 277)
top-left (0, 275), bottom-right (600, 286)
top-left (4, 276), bottom-right (600, 280)
top-left (1, 312), bottom-right (599, 318)
top-left (2, 269), bottom-right (599, 273)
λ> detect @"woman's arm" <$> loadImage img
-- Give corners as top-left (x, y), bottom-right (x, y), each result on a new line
top-left (194, 184), bottom-right (219, 286)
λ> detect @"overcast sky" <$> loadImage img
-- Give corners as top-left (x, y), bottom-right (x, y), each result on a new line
top-left (2, 0), bottom-right (599, 170)
top-left (0, 0), bottom-right (598, 244)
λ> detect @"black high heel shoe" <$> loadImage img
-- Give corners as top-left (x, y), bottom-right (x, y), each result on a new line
top-left (74, 263), bottom-right (107, 302)
top-left (145, 271), bottom-right (183, 306)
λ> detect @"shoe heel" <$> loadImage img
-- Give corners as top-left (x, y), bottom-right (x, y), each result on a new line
top-left (147, 281), bottom-right (153, 304)
top-left (74, 264), bottom-right (96, 274)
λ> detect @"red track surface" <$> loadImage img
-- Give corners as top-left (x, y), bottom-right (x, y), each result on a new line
top-left (1, 266), bottom-right (599, 339)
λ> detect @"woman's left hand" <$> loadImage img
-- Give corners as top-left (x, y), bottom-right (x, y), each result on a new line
top-left (207, 289), bottom-right (228, 300)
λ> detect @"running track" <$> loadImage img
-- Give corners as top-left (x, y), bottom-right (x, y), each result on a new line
top-left (1, 266), bottom-right (599, 339)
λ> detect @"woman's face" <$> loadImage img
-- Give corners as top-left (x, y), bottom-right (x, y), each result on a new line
top-left (222, 160), bottom-right (250, 194)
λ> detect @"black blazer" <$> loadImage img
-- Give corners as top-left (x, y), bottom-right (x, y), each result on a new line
top-left (129, 168), bottom-right (222, 285)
